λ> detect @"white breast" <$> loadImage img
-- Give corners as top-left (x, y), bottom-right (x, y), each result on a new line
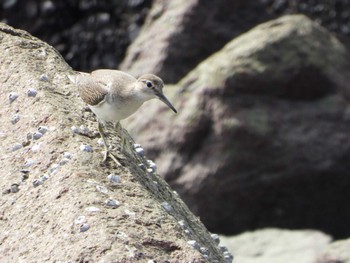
top-left (90, 99), bottom-right (144, 123)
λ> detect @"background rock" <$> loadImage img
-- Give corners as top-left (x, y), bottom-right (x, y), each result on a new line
top-left (124, 14), bottom-right (350, 239)
top-left (319, 238), bottom-right (350, 263)
top-left (120, 0), bottom-right (270, 83)
top-left (0, 0), bottom-right (153, 71)
top-left (220, 228), bottom-right (332, 263)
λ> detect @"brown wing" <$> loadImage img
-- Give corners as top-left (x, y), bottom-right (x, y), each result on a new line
top-left (74, 74), bottom-right (108, 106)
top-left (91, 69), bottom-right (136, 94)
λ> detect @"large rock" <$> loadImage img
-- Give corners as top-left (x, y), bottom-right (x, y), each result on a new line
top-left (120, 0), bottom-right (270, 83)
top-left (0, 0), bottom-right (153, 71)
top-left (0, 23), bottom-right (228, 262)
top-left (319, 238), bottom-right (350, 263)
top-left (220, 228), bottom-right (332, 263)
top-left (220, 228), bottom-right (350, 263)
top-left (124, 14), bottom-right (350, 238)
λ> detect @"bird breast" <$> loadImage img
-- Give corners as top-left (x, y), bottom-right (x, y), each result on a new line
top-left (90, 97), bottom-right (144, 123)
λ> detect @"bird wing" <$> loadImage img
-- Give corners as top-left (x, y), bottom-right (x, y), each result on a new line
top-left (72, 73), bottom-right (108, 106)
top-left (91, 69), bottom-right (136, 94)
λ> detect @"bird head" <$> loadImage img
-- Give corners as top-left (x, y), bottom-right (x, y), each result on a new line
top-left (137, 74), bottom-right (177, 113)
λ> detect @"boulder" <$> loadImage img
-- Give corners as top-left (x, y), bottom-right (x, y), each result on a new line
top-left (0, 23), bottom-right (228, 262)
top-left (124, 14), bottom-right (350, 238)
top-left (120, 0), bottom-right (270, 83)
top-left (319, 238), bottom-right (350, 263)
top-left (220, 228), bottom-right (332, 263)
top-left (220, 228), bottom-right (350, 263)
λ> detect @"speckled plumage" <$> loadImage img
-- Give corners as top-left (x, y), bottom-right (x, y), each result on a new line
top-left (69, 69), bottom-right (176, 124)
top-left (68, 69), bottom-right (177, 164)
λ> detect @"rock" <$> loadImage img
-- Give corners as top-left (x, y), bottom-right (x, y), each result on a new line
top-left (120, 0), bottom-right (270, 83)
top-left (220, 228), bottom-right (332, 263)
top-left (0, 0), bottom-right (153, 71)
top-left (124, 15), bottom-right (350, 238)
top-left (0, 23), bottom-right (227, 262)
top-left (319, 238), bottom-right (350, 263)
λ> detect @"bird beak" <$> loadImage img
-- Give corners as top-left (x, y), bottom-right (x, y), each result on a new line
top-left (157, 93), bottom-right (177, 113)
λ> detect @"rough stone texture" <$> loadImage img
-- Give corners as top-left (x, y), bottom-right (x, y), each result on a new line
top-left (124, 14), bottom-right (350, 239)
top-left (120, 0), bottom-right (270, 83)
top-left (319, 238), bottom-right (350, 263)
top-left (0, 23), bottom-right (228, 262)
top-left (220, 228), bottom-right (332, 263)
top-left (220, 228), bottom-right (350, 263)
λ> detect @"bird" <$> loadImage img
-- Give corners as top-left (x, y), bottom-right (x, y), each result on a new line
top-left (68, 69), bottom-right (177, 164)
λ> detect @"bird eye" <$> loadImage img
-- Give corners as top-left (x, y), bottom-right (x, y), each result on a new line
top-left (146, 81), bottom-right (153, 88)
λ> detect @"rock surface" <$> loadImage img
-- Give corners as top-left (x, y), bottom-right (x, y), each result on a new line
top-left (124, 14), bottom-right (350, 239)
top-left (220, 228), bottom-right (350, 263)
top-left (120, 0), bottom-right (270, 83)
top-left (0, 23), bottom-right (228, 262)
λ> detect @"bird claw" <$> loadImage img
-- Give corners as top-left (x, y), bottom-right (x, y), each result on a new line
top-left (102, 150), bottom-right (125, 166)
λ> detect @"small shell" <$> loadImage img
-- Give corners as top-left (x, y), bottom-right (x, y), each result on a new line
top-left (135, 147), bottom-right (144, 157)
top-left (79, 125), bottom-right (89, 133)
top-left (48, 164), bottom-right (60, 175)
top-left (39, 74), bottom-right (49, 82)
top-left (80, 144), bottom-right (93, 152)
top-left (97, 138), bottom-right (105, 146)
top-left (38, 126), bottom-right (48, 134)
top-left (178, 220), bottom-right (187, 229)
top-left (105, 199), bottom-right (120, 208)
top-left (199, 247), bottom-right (209, 256)
top-left (147, 160), bottom-right (157, 172)
top-left (79, 223), bottom-right (90, 232)
top-left (63, 152), bottom-right (72, 159)
top-left (24, 159), bottom-right (38, 167)
top-left (96, 185), bottom-right (108, 194)
top-left (107, 174), bottom-right (121, 183)
top-left (161, 202), bottom-right (173, 212)
top-left (27, 88), bottom-right (38, 97)
top-left (11, 143), bottom-right (22, 151)
top-left (32, 131), bottom-right (43, 140)
top-left (133, 143), bottom-right (142, 149)
top-left (219, 245), bottom-right (229, 253)
top-left (11, 114), bottom-right (20, 124)
top-left (32, 179), bottom-right (43, 187)
top-left (210, 233), bottom-right (220, 245)
top-left (85, 207), bottom-right (100, 212)
top-left (187, 240), bottom-right (200, 250)
top-left (9, 92), bottom-right (19, 103)
top-left (59, 158), bottom-right (70, 166)
top-left (223, 251), bottom-right (234, 263)
top-left (71, 126), bottom-right (80, 134)
top-left (41, 174), bottom-right (49, 182)
top-left (10, 184), bottom-right (20, 193)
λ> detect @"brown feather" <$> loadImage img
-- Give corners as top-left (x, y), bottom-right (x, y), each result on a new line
top-left (75, 75), bottom-right (108, 106)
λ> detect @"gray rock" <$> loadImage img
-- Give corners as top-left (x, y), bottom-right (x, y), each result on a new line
top-left (124, 15), bottom-right (350, 237)
top-left (220, 228), bottom-right (331, 263)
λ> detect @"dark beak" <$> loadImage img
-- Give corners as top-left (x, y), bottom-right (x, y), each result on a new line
top-left (157, 93), bottom-right (177, 113)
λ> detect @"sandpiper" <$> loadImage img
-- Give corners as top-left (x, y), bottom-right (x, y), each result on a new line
top-left (68, 69), bottom-right (177, 164)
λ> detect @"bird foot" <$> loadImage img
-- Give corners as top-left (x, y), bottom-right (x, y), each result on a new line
top-left (102, 149), bottom-right (125, 166)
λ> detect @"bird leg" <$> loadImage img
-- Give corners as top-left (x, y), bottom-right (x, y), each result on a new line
top-left (114, 122), bottom-right (133, 155)
top-left (98, 122), bottom-right (121, 165)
